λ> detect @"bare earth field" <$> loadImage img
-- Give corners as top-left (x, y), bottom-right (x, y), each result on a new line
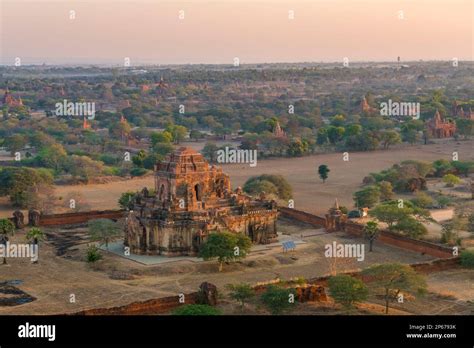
top-left (1, 139), bottom-right (471, 219)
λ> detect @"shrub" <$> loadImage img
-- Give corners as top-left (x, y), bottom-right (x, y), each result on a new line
top-left (436, 196), bottom-right (451, 208)
top-left (260, 285), bottom-right (296, 314)
top-left (440, 224), bottom-right (458, 245)
top-left (226, 283), bottom-right (255, 309)
top-left (130, 167), bottom-right (148, 177)
top-left (432, 159), bottom-right (454, 177)
top-left (460, 250), bottom-right (474, 268)
top-left (411, 192), bottom-right (434, 208)
top-left (172, 304), bottom-right (221, 315)
top-left (442, 174), bottom-right (461, 187)
top-left (86, 244), bottom-right (102, 263)
top-left (119, 191), bottom-right (136, 210)
top-left (99, 154), bottom-right (120, 165)
top-left (328, 275), bottom-right (368, 309)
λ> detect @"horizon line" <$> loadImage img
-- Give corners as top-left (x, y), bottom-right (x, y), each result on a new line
top-left (1, 59), bottom-right (473, 68)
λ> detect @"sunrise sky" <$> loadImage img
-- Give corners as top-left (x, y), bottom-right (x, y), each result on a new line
top-left (0, 0), bottom-right (472, 65)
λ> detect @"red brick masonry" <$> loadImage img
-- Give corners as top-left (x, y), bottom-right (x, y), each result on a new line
top-left (279, 207), bottom-right (454, 259)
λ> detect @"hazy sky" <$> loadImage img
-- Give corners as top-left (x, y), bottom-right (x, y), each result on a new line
top-left (1, 0), bottom-right (472, 65)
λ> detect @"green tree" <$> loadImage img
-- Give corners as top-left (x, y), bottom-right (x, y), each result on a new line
top-left (199, 232), bottom-right (252, 272)
top-left (173, 304), bottom-right (221, 315)
top-left (5, 134), bottom-right (28, 155)
top-left (226, 283), bottom-right (255, 310)
top-left (451, 161), bottom-right (474, 177)
top-left (243, 174), bottom-right (292, 200)
top-left (118, 191), bottom-right (136, 210)
top-left (328, 274), bottom-right (368, 309)
top-left (432, 159), bottom-right (453, 177)
top-left (442, 174), bottom-right (461, 187)
top-left (436, 195), bottom-right (451, 208)
top-left (410, 192), bottom-right (433, 208)
top-left (109, 118), bottom-right (132, 142)
top-left (380, 130), bottom-right (401, 149)
top-left (401, 120), bottom-right (423, 145)
top-left (362, 263), bottom-right (427, 314)
top-left (67, 155), bottom-right (104, 183)
top-left (152, 142), bottom-right (174, 157)
top-left (260, 285), bottom-right (296, 314)
top-left (318, 165), bottom-right (330, 183)
top-left (330, 115), bottom-right (346, 127)
top-left (364, 221), bottom-right (380, 252)
top-left (455, 119), bottom-right (474, 139)
top-left (287, 139), bottom-right (309, 157)
top-left (378, 181), bottom-right (394, 201)
top-left (0, 167), bottom-right (53, 208)
top-left (0, 219), bottom-right (15, 264)
top-left (468, 213), bottom-right (474, 234)
top-left (132, 150), bottom-right (147, 167)
top-left (353, 186), bottom-right (380, 208)
top-left (88, 219), bottom-right (122, 249)
top-left (36, 143), bottom-right (67, 171)
top-left (142, 152), bottom-right (162, 170)
top-left (150, 131), bottom-right (173, 146)
top-left (460, 250), bottom-right (474, 268)
top-left (390, 216), bottom-right (427, 239)
top-left (243, 179), bottom-right (279, 198)
top-left (370, 204), bottom-right (410, 227)
top-left (316, 128), bottom-right (328, 145)
top-left (202, 142), bottom-right (219, 163)
top-left (440, 223), bottom-right (458, 245)
top-left (327, 126), bottom-right (345, 144)
top-left (189, 129), bottom-right (204, 141)
top-left (166, 125), bottom-right (188, 144)
top-left (344, 132), bottom-right (380, 151)
top-left (345, 124), bottom-right (362, 137)
top-left (25, 227), bottom-right (45, 264)
top-left (25, 227), bottom-right (44, 246)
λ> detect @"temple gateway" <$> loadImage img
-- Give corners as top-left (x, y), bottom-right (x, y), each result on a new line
top-left (124, 147), bottom-right (278, 256)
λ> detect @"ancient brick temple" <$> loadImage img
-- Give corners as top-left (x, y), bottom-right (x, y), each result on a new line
top-left (360, 96), bottom-right (377, 114)
top-left (453, 101), bottom-right (474, 121)
top-left (1, 88), bottom-right (23, 107)
top-left (425, 110), bottom-right (456, 138)
top-left (124, 147), bottom-right (278, 256)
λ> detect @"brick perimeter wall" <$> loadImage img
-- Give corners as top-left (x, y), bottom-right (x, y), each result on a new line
top-left (279, 207), bottom-right (453, 259)
top-left (70, 257), bottom-right (459, 315)
top-left (39, 210), bottom-right (124, 226)
top-left (73, 292), bottom-right (199, 315)
top-left (278, 207), bottom-right (327, 227)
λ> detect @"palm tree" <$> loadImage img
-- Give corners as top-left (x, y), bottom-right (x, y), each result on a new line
top-left (0, 219), bottom-right (15, 264)
top-left (26, 227), bottom-right (45, 264)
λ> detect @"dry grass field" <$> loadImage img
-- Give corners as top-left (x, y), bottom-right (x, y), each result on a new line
top-left (2, 139), bottom-right (471, 219)
top-left (3, 217), bottom-right (472, 315)
top-left (1, 221), bottom-right (472, 315)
